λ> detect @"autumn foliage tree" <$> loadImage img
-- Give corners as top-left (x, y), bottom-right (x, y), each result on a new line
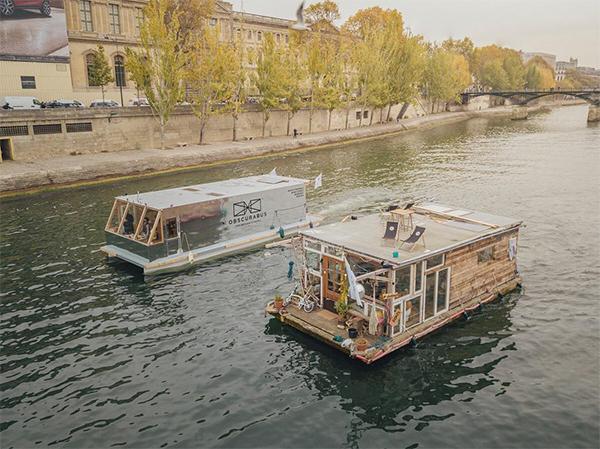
top-left (126, 0), bottom-right (186, 149)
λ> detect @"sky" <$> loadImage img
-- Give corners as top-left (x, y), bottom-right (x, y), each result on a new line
top-left (231, 0), bottom-right (600, 67)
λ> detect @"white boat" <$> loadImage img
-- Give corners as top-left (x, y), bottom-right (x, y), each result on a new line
top-left (100, 175), bottom-right (319, 275)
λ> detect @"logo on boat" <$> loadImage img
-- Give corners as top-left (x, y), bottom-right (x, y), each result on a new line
top-left (230, 199), bottom-right (267, 224)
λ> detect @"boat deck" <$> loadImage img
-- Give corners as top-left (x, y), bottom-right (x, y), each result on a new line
top-left (267, 276), bottom-right (521, 364)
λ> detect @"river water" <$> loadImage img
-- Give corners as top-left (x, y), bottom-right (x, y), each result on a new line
top-left (1, 105), bottom-right (598, 448)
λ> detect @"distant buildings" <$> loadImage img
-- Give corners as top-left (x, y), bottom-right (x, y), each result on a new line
top-left (556, 58), bottom-right (578, 81)
top-left (520, 51), bottom-right (557, 70)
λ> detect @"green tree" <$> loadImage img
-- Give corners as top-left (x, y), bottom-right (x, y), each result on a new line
top-left (502, 50), bottom-right (526, 90)
top-left (88, 45), bottom-right (114, 102)
top-left (186, 27), bottom-right (240, 144)
top-left (423, 47), bottom-right (471, 112)
top-left (524, 56), bottom-right (555, 90)
top-left (253, 33), bottom-right (286, 137)
top-left (126, 0), bottom-right (186, 149)
top-left (280, 34), bottom-right (307, 135)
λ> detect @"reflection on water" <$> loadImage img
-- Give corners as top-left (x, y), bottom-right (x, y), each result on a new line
top-left (1, 105), bottom-right (598, 448)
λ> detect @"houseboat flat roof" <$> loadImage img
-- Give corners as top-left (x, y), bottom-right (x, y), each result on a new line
top-left (301, 203), bottom-right (522, 265)
top-left (116, 175), bottom-right (306, 209)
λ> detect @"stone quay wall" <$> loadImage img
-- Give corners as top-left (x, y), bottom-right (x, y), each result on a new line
top-left (0, 96), bottom-right (492, 162)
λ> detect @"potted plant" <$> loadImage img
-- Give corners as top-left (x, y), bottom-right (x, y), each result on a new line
top-left (274, 294), bottom-right (284, 310)
top-left (334, 298), bottom-right (349, 325)
top-left (355, 337), bottom-right (369, 352)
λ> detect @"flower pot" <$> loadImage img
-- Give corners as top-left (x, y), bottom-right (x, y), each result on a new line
top-left (355, 338), bottom-right (369, 352)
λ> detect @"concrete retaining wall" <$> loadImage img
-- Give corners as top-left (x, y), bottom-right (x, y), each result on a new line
top-left (0, 97), bottom-right (487, 161)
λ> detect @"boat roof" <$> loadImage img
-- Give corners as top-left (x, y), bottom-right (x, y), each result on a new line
top-left (116, 175), bottom-right (306, 209)
top-left (301, 203), bottom-right (522, 265)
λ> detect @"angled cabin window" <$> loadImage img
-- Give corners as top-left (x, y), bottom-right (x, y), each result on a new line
top-left (305, 250), bottom-right (320, 272)
top-left (425, 254), bottom-right (444, 270)
top-left (436, 269), bottom-right (449, 313)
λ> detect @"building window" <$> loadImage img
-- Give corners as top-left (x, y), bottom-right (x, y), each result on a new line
top-left (363, 110), bottom-right (368, 119)
top-left (285, 34), bottom-right (289, 43)
top-left (86, 53), bottom-right (96, 86)
top-left (247, 30), bottom-right (252, 40)
top-left (209, 17), bottom-right (217, 26)
top-left (257, 31), bottom-right (262, 41)
top-left (135, 8), bottom-right (143, 36)
top-left (477, 247), bottom-right (494, 263)
top-left (108, 4), bottom-right (121, 34)
top-left (114, 55), bottom-right (126, 87)
top-left (20, 76), bottom-right (36, 89)
top-left (355, 111), bottom-right (361, 120)
top-left (79, 0), bottom-right (93, 32)
top-left (276, 33), bottom-right (280, 43)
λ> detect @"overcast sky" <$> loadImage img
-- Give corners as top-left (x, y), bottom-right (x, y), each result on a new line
top-left (231, 0), bottom-right (600, 67)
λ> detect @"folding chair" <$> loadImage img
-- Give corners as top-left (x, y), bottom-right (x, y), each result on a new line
top-left (399, 226), bottom-right (426, 250)
top-left (383, 221), bottom-right (400, 244)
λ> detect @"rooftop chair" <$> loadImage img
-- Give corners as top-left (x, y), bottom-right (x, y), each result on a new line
top-left (383, 221), bottom-right (400, 244)
top-left (404, 202), bottom-right (415, 210)
top-left (399, 226), bottom-right (426, 251)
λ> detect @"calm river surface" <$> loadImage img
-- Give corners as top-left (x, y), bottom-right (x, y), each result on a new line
top-left (1, 105), bottom-right (599, 448)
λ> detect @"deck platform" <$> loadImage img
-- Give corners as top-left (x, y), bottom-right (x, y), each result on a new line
top-left (267, 276), bottom-right (520, 364)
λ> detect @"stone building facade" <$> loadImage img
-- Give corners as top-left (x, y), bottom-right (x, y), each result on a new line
top-left (1, 1), bottom-right (295, 105)
top-left (67, 0), bottom-right (295, 105)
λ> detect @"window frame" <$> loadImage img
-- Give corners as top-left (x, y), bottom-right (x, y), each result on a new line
top-left (20, 76), bottom-right (36, 89)
top-left (114, 55), bottom-right (126, 87)
top-left (79, 0), bottom-right (93, 32)
top-left (108, 3), bottom-right (121, 35)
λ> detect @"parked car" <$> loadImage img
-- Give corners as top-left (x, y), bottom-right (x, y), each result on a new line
top-left (45, 99), bottom-right (83, 108)
top-left (128, 97), bottom-right (149, 107)
top-left (90, 99), bottom-right (120, 108)
top-left (0, 96), bottom-right (44, 110)
top-left (0, 0), bottom-right (52, 16)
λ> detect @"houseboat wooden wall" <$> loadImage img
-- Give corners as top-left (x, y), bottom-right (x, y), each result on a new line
top-left (447, 228), bottom-right (520, 308)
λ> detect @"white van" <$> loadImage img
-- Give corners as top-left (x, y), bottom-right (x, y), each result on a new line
top-left (1, 96), bottom-right (44, 110)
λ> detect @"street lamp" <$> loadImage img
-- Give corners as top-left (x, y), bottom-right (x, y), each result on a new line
top-left (104, 35), bottom-right (124, 107)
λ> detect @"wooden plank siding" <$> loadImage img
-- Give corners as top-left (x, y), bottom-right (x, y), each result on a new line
top-left (447, 228), bottom-right (519, 308)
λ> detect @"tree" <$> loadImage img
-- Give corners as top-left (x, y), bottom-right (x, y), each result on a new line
top-left (253, 33), bottom-right (286, 137)
top-left (280, 33), bottom-right (307, 136)
top-left (88, 45), bottom-right (114, 102)
top-left (186, 27), bottom-right (239, 144)
top-left (342, 6), bottom-right (395, 40)
top-left (423, 47), bottom-right (471, 111)
top-left (311, 37), bottom-right (343, 130)
top-left (126, 0), bottom-right (186, 149)
top-left (166, 0), bottom-right (214, 51)
top-left (502, 49), bottom-right (526, 90)
top-left (524, 56), bottom-right (555, 90)
top-left (305, 0), bottom-right (340, 33)
top-left (441, 37), bottom-right (475, 69)
top-left (472, 45), bottom-right (525, 90)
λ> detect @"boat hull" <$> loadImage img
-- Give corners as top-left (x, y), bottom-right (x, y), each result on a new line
top-left (101, 216), bottom-right (318, 275)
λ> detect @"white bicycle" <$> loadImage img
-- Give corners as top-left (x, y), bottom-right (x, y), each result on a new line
top-left (284, 283), bottom-right (319, 313)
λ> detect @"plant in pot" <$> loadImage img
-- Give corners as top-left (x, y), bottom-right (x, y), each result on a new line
top-left (334, 274), bottom-right (350, 326)
top-left (274, 294), bottom-right (284, 310)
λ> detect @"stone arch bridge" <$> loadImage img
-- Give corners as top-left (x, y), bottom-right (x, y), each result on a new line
top-left (461, 89), bottom-right (600, 121)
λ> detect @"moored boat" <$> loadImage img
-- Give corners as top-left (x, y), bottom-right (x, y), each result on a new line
top-left (266, 203), bottom-right (523, 363)
top-left (101, 174), bottom-right (319, 275)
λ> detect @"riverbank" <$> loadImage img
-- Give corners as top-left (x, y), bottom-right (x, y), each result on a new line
top-left (0, 103), bottom-right (561, 195)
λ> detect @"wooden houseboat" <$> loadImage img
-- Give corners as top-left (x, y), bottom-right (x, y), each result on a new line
top-left (266, 203), bottom-right (523, 364)
top-left (101, 175), bottom-right (318, 275)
